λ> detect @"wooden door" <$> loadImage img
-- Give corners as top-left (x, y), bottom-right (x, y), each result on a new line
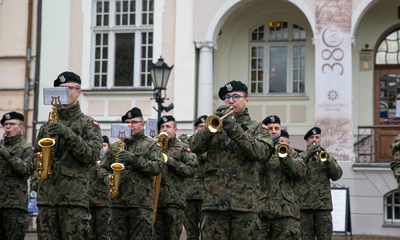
top-left (374, 67), bottom-right (400, 162)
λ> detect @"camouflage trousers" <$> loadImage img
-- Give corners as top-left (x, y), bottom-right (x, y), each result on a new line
top-left (260, 217), bottom-right (300, 240)
top-left (201, 210), bottom-right (261, 240)
top-left (36, 205), bottom-right (91, 240)
top-left (300, 210), bottom-right (332, 240)
top-left (184, 200), bottom-right (203, 240)
top-left (110, 207), bottom-right (154, 240)
top-left (0, 208), bottom-right (29, 240)
top-left (154, 207), bottom-right (184, 240)
top-left (89, 206), bottom-right (110, 240)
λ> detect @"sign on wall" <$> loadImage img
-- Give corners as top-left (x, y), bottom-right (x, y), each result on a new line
top-left (315, 0), bottom-right (353, 161)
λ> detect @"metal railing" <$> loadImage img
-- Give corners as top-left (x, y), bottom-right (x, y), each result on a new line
top-left (355, 125), bottom-right (400, 163)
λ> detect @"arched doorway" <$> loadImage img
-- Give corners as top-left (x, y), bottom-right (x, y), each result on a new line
top-left (374, 24), bottom-right (400, 162)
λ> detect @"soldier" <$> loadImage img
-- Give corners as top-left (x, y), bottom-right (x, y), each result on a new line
top-left (34, 71), bottom-right (103, 240)
top-left (98, 107), bottom-right (165, 239)
top-left (179, 115), bottom-right (207, 240)
top-left (189, 80), bottom-right (274, 240)
top-left (391, 133), bottom-right (400, 194)
top-left (260, 115), bottom-right (305, 240)
top-left (88, 135), bottom-right (111, 240)
top-left (299, 127), bottom-right (343, 240)
top-left (0, 112), bottom-right (34, 240)
top-left (154, 115), bottom-right (198, 240)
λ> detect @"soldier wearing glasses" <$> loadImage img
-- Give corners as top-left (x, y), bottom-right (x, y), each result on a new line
top-left (189, 80), bottom-right (274, 240)
top-left (98, 107), bottom-right (165, 239)
top-left (0, 112), bottom-right (34, 240)
top-left (34, 71), bottom-right (103, 240)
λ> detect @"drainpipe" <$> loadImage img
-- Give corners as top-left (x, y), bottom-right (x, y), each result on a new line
top-left (32, 0), bottom-right (42, 144)
top-left (23, 0), bottom-right (34, 140)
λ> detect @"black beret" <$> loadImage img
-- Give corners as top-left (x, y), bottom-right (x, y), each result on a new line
top-left (1, 111), bottom-right (24, 126)
top-left (304, 127), bottom-right (321, 140)
top-left (218, 80), bottom-right (248, 100)
top-left (102, 135), bottom-right (109, 144)
top-left (54, 71), bottom-right (82, 87)
top-left (121, 107), bottom-right (143, 122)
top-left (280, 130), bottom-right (289, 139)
top-left (158, 115), bottom-right (175, 130)
top-left (262, 115), bottom-right (281, 125)
top-left (194, 115), bottom-right (208, 127)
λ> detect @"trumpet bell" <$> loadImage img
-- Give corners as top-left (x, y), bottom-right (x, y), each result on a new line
top-left (276, 143), bottom-right (290, 158)
top-left (318, 151), bottom-right (329, 162)
top-left (205, 115), bottom-right (222, 133)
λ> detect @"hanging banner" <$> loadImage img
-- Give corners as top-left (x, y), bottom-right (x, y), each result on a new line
top-left (315, 0), bottom-right (352, 161)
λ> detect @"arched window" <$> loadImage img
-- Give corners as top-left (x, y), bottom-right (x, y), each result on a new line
top-left (376, 29), bottom-right (400, 65)
top-left (93, 0), bottom-right (154, 88)
top-left (249, 21), bottom-right (306, 95)
top-left (384, 189), bottom-right (400, 225)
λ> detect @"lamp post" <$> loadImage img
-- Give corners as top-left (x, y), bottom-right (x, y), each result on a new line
top-left (150, 56), bottom-right (174, 123)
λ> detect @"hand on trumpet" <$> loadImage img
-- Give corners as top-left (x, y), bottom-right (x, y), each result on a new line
top-left (271, 135), bottom-right (280, 145)
top-left (305, 143), bottom-right (320, 160)
top-left (214, 105), bottom-right (230, 117)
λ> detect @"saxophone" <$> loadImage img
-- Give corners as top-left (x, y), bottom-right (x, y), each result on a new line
top-left (109, 132), bottom-right (126, 198)
top-left (151, 132), bottom-right (169, 224)
top-left (37, 96), bottom-right (60, 180)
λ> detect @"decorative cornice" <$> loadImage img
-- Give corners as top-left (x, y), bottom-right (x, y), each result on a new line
top-left (195, 41), bottom-right (218, 51)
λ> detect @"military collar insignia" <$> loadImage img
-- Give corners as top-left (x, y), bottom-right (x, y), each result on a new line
top-left (200, 117), bottom-right (205, 123)
top-left (226, 83), bottom-right (233, 91)
top-left (59, 75), bottom-right (66, 83)
top-left (270, 116), bottom-right (275, 122)
top-left (127, 112), bottom-right (132, 118)
top-left (5, 114), bottom-right (10, 120)
top-left (312, 129), bottom-right (317, 134)
top-left (162, 116), bottom-right (168, 122)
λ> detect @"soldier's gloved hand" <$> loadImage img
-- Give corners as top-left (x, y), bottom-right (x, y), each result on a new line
top-left (103, 175), bottom-right (111, 186)
top-left (214, 105), bottom-right (229, 117)
top-left (178, 133), bottom-right (188, 143)
top-left (0, 144), bottom-right (11, 160)
top-left (305, 144), bottom-right (320, 160)
top-left (271, 135), bottom-right (281, 145)
top-left (48, 122), bottom-right (68, 137)
top-left (222, 117), bottom-right (236, 133)
top-left (117, 150), bottom-right (137, 165)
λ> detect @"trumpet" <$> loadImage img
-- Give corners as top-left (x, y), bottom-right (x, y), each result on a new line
top-left (205, 106), bottom-right (235, 133)
top-left (109, 132), bottom-right (126, 198)
top-left (313, 142), bottom-right (329, 162)
top-left (275, 141), bottom-right (290, 158)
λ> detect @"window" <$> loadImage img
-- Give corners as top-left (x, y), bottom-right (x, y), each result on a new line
top-left (93, 0), bottom-right (154, 88)
top-left (384, 190), bottom-right (400, 225)
top-left (249, 21), bottom-right (306, 95)
top-left (376, 29), bottom-right (400, 65)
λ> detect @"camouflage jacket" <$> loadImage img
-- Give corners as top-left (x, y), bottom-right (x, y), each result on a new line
top-left (34, 102), bottom-right (102, 209)
top-left (298, 146), bottom-right (343, 210)
top-left (189, 109), bottom-right (273, 212)
top-left (390, 133), bottom-right (400, 183)
top-left (179, 134), bottom-right (206, 200)
top-left (98, 130), bottom-right (164, 209)
top-left (259, 148), bottom-right (305, 220)
top-left (0, 133), bottom-right (34, 211)
top-left (158, 136), bottom-right (198, 209)
top-left (88, 157), bottom-right (111, 207)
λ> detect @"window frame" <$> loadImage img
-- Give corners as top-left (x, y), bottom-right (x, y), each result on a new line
top-left (92, 0), bottom-right (154, 89)
top-left (248, 20), bottom-right (306, 96)
top-left (384, 189), bottom-right (400, 225)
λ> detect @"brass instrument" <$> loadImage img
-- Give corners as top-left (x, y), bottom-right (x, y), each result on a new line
top-left (109, 132), bottom-right (126, 198)
top-left (205, 106), bottom-right (235, 133)
top-left (152, 132), bottom-right (169, 224)
top-left (313, 142), bottom-right (329, 162)
top-left (275, 141), bottom-right (290, 158)
top-left (37, 96), bottom-right (60, 180)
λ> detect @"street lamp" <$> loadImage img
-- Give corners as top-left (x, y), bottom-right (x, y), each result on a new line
top-left (150, 56), bottom-right (174, 122)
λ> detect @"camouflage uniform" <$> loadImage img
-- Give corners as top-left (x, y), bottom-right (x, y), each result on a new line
top-left (88, 159), bottom-right (111, 240)
top-left (154, 136), bottom-right (198, 240)
top-left (390, 133), bottom-right (400, 194)
top-left (189, 109), bottom-right (273, 240)
top-left (98, 129), bottom-right (164, 240)
top-left (0, 133), bottom-right (34, 240)
top-left (259, 148), bottom-right (305, 240)
top-left (34, 102), bottom-right (102, 240)
top-left (180, 134), bottom-right (206, 240)
top-left (298, 147), bottom-right (343, 240)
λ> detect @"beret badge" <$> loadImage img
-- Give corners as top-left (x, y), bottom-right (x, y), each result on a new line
top-left (312, 129), bottom-right (317, 134)
top-left (59, 75), bottom-right (66, 83)
top-left (127, 112), bottom-right (132, 118)
top-left (5, 114), bottom-right (10, 120)
top-left (226, 83), bottom-right (233, 91)
top-left (200, 117), bottom-right (205, 123)
top-left (270, 116), bottom-right (275, 122)
top-left (162, 116), bottom-right (168, 122)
